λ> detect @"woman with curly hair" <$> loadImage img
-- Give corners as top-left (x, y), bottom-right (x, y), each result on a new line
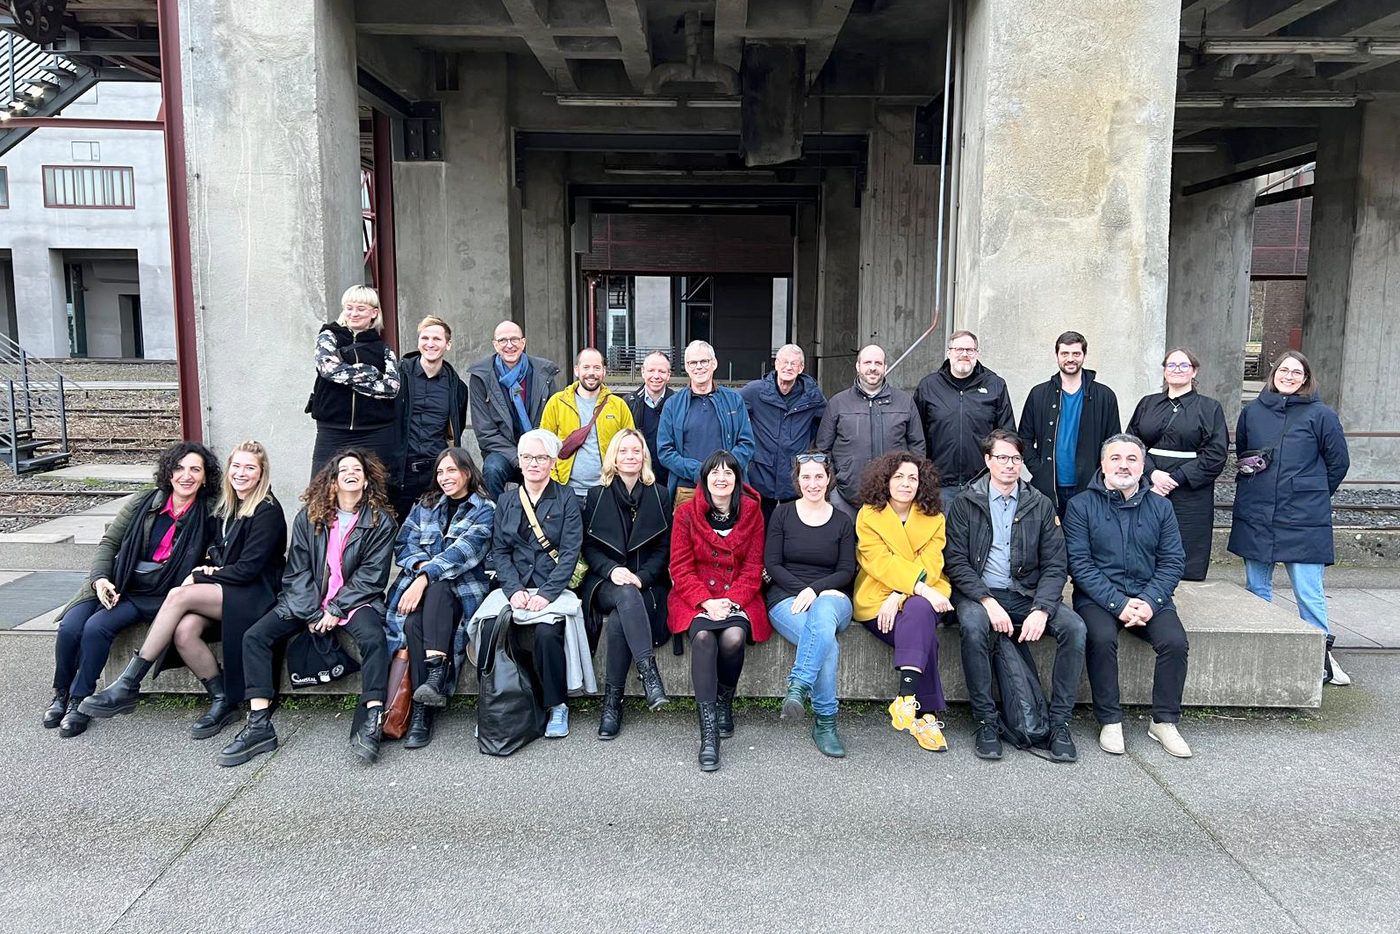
top-left (219, 448), bottom-right (397, 767)
top-left (853, 452), bottom-right (955, 753)
top-left (44, 441), bottom-right (219, 738)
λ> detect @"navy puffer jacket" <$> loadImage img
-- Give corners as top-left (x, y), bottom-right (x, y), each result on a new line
top-left (1063, 472), bottom-right (1185, 615)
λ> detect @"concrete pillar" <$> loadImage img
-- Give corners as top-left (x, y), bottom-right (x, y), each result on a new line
top-left (1302, 101), bottom-right (1400, 481)
top-left (514, 150), bottom-right (571, 368)
top-left (793, 203), bottom-right (819, 373)
top-left (816, 170), bottom-right (862, 396)
top-left (955, 0), bottom-right (1179, 414)
top-left (181, 0), bottom-right (362, 502)
top-left (10, 245), bottom-right (68, 356)
top-left (1166, 154), bottom-right (1256, 424)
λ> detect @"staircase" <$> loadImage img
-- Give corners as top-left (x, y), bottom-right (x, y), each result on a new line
top-left (0, 333), bottom-right (74, 475)
top-left (0, 30), bottom-right (95, 157)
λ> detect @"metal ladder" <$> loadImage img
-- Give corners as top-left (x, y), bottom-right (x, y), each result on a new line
top-left (0, 333), bottom-right (75, 475)
top-left (1, 30), bottom-right (94, 157)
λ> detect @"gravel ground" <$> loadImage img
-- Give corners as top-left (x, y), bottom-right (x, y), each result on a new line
top-left (42, 359), bottom-right (177, 383)
top-left (0, 477), bottom-right (147, 533)
top-left (1213, 480), bottom-right (1400, 528)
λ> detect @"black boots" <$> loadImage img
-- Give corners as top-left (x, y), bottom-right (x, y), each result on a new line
top-left (404, 702), bottom-right (435, 749)
top-left (352, 704), bottom-right (385, 763)
top-left (413, 654), bottom-right (451, 707)
top-left (697, 701), bottom-right (720, 772)
top-left (79, 653), bottom-right (153, 718)
top-left (218, 709), bottom-right (277, 766)
top-left (598, 682), bottom-right (625, 740)
top-left (191, 672), bottom-right (240, 740)
top-left (59, 696), bottom-right (90, 738)
top-left (715, 682), bottom-right (736, 739)
top-left (43, 690), bottom-right (69, 729)
top-left (636, 656), bottom-right (669, 710)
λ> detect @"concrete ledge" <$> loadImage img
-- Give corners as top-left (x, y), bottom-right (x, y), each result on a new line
top-left (106, 580), bottom-right (1322, 708)
top-left (1212, 527), bottom-right (1400, 568)
top-left (0, 543), bottom-right (99, 571)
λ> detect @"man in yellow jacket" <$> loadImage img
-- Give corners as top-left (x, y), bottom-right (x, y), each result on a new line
top-left (540, 347), bottom-right (635, 499)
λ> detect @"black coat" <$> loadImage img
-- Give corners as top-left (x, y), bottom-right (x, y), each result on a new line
top-left (1228, 391), bottom-right (1349, 565)
top-left (1063, 472), bottom-right (1185, 615)
top-left (395, 352), bottom-right (469, 472)
top-left (1018, 369), bottom-right (1121, 499)
top-left (490, 479), bottom-right (581, 603)
top-left (943, 473), bottom-right (1068, 616)
top-left (580, 479), bottom-right (672, 646)
top-left (467, 353), bottom-right (561, 466)
top-left (274, 502), bottom-right (397, 622)
top-left (915, 361), bottom-right (1015, 488)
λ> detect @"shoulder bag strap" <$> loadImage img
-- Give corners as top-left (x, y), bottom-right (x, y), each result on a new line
top-left (518, 487), bottom-right (560, 564)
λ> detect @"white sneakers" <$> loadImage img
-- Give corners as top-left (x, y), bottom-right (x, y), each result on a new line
top-left (1098, 723), bottom-right (1124, 755)
top-left (1099, 721), bottom-right (1194, 758)
top-left (1328, 653), bottom-right (1352, 686)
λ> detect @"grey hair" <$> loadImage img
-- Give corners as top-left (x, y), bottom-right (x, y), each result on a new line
top-left (643, 350), bottom-right (672, 369)
top-left (684, 339), bottom-right (716, 361)
top-left (1100, 433), bottom-right (1146, 459)
top-left (775, 343), bottom-right (805, 364)
top-left (518, 428), bottom-right (562, 460)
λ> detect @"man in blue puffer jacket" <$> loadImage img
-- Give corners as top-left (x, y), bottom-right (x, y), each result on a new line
top-left (739, 344), bottom-right (826, 522)
top-left (1064, 433), bottom-right (1191, 760)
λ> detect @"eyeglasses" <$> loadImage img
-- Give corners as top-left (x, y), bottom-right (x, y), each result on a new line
top-left (494, 336), bottom-right (524, 346)
top-left (948, 346), bottom-right (978, 356)
top-left (519, 453), bottom-right (552, 465)
top-left (796, 453), bottom-right (827, 464)
top-left (1277, 367), bottom-right (1305, 378)
top-left (685, 358), bottom-right (714, 368)
top-left (989, 454), bottom-right (1024, 465)
top-left (1164, 362), bottom-right (1194, 371)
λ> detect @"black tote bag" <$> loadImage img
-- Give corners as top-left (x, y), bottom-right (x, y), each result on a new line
top-left (476, 606), bottom-right (546, 756)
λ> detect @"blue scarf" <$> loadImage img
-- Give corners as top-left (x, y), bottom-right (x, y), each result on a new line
top-left (494, 353), bottom-right (533, 435)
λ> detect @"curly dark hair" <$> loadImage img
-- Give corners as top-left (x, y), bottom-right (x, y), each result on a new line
top-left (857, 451), bottom-right (942, 516)
top-left (303, 447), bottom-right (392, 527)
top-left (153, 441), bottom-right (221, 498)
top-left (421, 447), bottom-right (485, 505)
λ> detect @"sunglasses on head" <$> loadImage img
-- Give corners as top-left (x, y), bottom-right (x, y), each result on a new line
top-left (795, 453), bottom-right (827, 464)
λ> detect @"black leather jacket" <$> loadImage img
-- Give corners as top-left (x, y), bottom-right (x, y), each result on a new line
top-left (274, 502), bottom-right (397, 622)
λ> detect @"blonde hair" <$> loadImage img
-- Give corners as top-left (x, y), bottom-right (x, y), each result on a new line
top-left (599, 428), bottom-right (656, 487)
top-left (215, 441), bottom-right (275, 520)
top-left (337, 285), bottom-right (383, 331)
top-left (418, 315), bottom-right (451, 340)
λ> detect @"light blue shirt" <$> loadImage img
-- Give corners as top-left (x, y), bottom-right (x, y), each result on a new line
top-left (568, 391), bottom-right (604, 497)
top-left (982, 484), bottom-right (1017, 590)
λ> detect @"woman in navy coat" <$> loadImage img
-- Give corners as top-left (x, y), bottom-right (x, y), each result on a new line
top-left (1228, 351), bottom-right (1350, 684)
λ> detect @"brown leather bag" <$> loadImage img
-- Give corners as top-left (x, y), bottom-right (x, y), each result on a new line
top-left (559, 396), bottom-right (607, 459)
top-left (382, 648), bottom-right (413, 739)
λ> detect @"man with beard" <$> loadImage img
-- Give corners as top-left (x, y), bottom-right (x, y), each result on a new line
top-left (394, 316), bottom-right (469, 519)
top-left (915, 330), bottom-right (1015, 509)
top-left (1063, 434), bottom-right (1191, 759)
top-left (540, 347), bottom-right (634, 500)
top-left (1018, 330), bottom-right (1121, 517)
top-left (625, 350), bottom-right (676, 488)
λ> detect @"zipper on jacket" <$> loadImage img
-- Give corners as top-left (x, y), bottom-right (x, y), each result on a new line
top-left (349, 345), bottom-right (359, 430)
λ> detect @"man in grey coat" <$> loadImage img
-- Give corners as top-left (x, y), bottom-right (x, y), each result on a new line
top-left (467, 320), bottom-right (561, 497)
top-left (814, 344), bottom-right (925, 520)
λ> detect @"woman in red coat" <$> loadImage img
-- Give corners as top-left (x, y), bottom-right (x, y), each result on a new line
top-left (668, 449), bottom-right (769, 771)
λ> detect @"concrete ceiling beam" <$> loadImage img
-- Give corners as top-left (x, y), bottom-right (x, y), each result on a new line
top-left (602, 0), bottom-right (652, 88)
top-left (714, 0), bottom-right (750, 70)
top-left (1285, 0), bottom-right (1400, 35)
top-left (804, 0), bottom-right (856, 84)
top-left (500, 0), bottom-right (580, 90)
top-left (1225, 0), bottom-right (1340, 36)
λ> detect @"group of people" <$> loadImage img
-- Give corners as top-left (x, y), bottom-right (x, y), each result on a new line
top-left (40, 285), bottom-right (1352, 772)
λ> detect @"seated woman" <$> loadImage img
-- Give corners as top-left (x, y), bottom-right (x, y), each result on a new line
top-left (218, 448), bottom-right (397, 767)
top-left (668, 450), bottom-right (769, 772)
top-left (45, 442), bottom-right (218, 738)
top-left (765, 453), bottom-right (856, 758)
top-left (854, 452), bottom-right (955, 753)
top-left (385, 447), bottom-right (495, 749)
top-left (484, 428), bottom-right (585, 739)
top-left (82, 442), bottom-right (286, 741)
top-left (581, 428), bottom-right (672, 740)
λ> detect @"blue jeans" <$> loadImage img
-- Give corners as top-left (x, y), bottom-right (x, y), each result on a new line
top-left (767, 593), bottom-right (853, 716)
top-left (482, 452), bottom-right (521, 499)
top-left (1245, 560), bottom-right (1329, 634)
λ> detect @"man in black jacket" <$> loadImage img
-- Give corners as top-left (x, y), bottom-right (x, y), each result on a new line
top-left (467, 320), bottom-right (561, 498)
top-left (395, 315), bottom-right (469, 519)
top-left (945, 429), bottom-right (1086, 763)
top-left (624, 350), bottom-right (676, 488)
top-left (915, 330), bottom-right (1015, 508)
top-left (1017, 330), bottom-right (1121, 517)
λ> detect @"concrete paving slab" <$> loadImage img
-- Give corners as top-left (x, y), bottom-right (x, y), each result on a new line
top-left (0, 571), bottom-right (30, 586)
top-left (14, 612), bottom-right (60, 631)
top-left (9, 514), bottom-right (114, 546)
top-left (0, 572), bottom-right (87, 629)
top-left (38, 463), bottom-right (154, 483)
top-left (0, 541), bottom-right (97, 571)
top-left (1273, 588), bottom-right (1400, 649)
top-left (77, 493), bottom-right (139, 517)
top-left (0, 529), bottom-right (75, 544)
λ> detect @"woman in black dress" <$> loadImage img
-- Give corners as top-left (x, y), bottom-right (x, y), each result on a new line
top-left (1127, 347), bottom-right (1229, 580)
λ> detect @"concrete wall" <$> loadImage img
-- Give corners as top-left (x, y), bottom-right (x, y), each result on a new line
top-left (77, 256), bottom-right (141, 358)
top-left (0, 83), bottom-right (174, 358)
top-left (514, 149), bottom-right (571, 367)
top-left (818, 169), bottom-right (863, 395)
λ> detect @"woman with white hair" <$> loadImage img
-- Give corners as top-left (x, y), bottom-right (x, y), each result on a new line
top-left (306, 284), bottom-right (402, 483)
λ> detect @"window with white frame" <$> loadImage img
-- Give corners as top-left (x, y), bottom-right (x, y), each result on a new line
top-left (71, 141), bottom-right (100, 162)
top-left (43, 165), bottom-right (135, 208)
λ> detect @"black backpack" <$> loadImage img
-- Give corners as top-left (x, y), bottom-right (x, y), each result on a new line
top-left (992, 634), bottom-right (1050, 749)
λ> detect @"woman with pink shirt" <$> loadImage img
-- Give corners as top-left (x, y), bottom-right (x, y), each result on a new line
top-left (220, 448), bottom-right (397, 767)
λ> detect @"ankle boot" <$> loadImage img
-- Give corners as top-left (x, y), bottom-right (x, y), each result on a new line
top-left (79, 653), bottom-right (153, 718)
top-left (352, 705), bottom-right (385, 763)
top-left (715, 682), bottom-right (736, 739)
top-left (191, 672), bottom-right (240, 740)
top-left (59, 696), bottom-right (90, 738)
top-left (43, 689), bottom-right (69, 729)
top-left (697, 701), bottom-right (721, 772)
top-left (812, 713), bottom-right (847, 758)
top-left (218, 708), bottom-right (277, 767)
top-left (635, 656), bottom-right (669, 710)
top-left (598, 682), bottom-right (625, 740)
top-left (780, 679), bottom-right (812, 721)
top-left (412, 654), bottom-right (451, 707)
top-left (404, 702), bottom-right (435, 749)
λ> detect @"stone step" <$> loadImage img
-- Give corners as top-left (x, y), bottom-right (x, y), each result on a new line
top-left (1210, 527), bottom-right (1400, 568)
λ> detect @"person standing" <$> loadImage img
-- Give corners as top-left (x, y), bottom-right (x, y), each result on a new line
top-left (394, 315), bottom-right (469, 520)
top-left (467, 320), bottom-right (561, 497)
top-left (657, 340), bottom-right (755, 511)
top-left (539, 347), bottom-right (634, 502)
top-left (815, 344), bottom-right (925, 521)
top-left (1229, 351), bottom-right (1351, 685)
top-left (915, 330), bottom-right (1015, 509)
top-left (1018, 330), bottom-right (1121, 517)
top-left (625, 350), bottom-right (676, 489)
top-left (740, 344), bottom-right (827, 522)
top-left (1127, 348), bottom-right (1229, 581)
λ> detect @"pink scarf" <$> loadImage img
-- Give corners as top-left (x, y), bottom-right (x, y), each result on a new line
top-left (322, 509), bottom-right (359, 620)
top-left (152, 495), bottom-right (195, 562)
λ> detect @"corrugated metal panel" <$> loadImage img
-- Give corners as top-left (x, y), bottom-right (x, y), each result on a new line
top-left (580, 214), bottom-right (792, 273)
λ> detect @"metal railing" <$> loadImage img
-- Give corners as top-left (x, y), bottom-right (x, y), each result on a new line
top-left (2, 31), bottom-right (75, 112)
top-left (0, 333), bottom-right (73, 475)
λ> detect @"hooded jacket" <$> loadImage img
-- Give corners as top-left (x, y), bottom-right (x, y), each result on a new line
top-left (1018, 368), bottom-right (1121, 499)
top-left (915, 361), bottom-right (1015, 488)
top-left (814, 380), bottom-right (925, 506)
top-left (739, 371), bottom-right (827, 500)
top-left (943, 472), bottom-right (1067, 616)
top-left (1062, 471), bottom-right (1184, 616)
top-left (466, 353), bottom-right (561, 467)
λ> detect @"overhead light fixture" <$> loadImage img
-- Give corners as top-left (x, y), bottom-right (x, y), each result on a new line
top-left (1235, 96), bottom-right (1357, 108)
top-left (1201, 38), bottom-right (1360, 56)
top-left (1369, 40), bottom-right (1400, 55)
top-left (1172, 143), bottom-right (1219, 153)
top-left (686, 98), bottom-right (741, 108)
top-left (603, 168), bottom-right (688, 176)
top-left (698, 203), bottom-right (760, 209)
top-left (1176, 95), bottom-right (1228, 108)
top-left (556, 95), bottom-right (679, 107)
top-left (627, 202), bottom-right (693, 208)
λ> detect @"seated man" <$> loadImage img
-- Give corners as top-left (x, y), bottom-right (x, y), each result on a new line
top-left (945, 429), bottom-right (1085, 763)
top-left (1063, 433), bottom-right (1191, 758)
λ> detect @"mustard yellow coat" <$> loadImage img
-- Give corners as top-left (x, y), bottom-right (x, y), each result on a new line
top-left (853, 503), bottom-right (953, 621)
top-left (539, 382), bottom-right (635, 485)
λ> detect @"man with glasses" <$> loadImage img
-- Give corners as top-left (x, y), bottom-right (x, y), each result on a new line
top-left (944, 429), bottom-right (1086, 763)
top-left (915, 330), bottom-right (1015, 510)
top-left (740, 344), bottom-right (827, 522)
top-left (657, 340), bottom-right (755, 511)
top-left (467, 320), bottom-right (561, 497)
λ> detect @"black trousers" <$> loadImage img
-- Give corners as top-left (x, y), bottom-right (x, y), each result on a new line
top-left (520, 617), bottom-right (567, 709)
top-left (393, 455), bottom-right (438, 522)
top-left (593, 581), bottom-right (666, 685)
top-left (243, 606), bottom-right (390, 705)
top-left (1079, 602), bottom-right (1188, 725)
top-left (311, 423), bottom-right (401, 489)
top-left (404, 580), bottom-right (461, 690)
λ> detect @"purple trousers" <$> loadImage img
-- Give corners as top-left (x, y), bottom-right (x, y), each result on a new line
top-left (863, 594), bottom-right (946, 713)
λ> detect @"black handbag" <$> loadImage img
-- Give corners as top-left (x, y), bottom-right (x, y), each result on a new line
top-left (992, 634), bottom-right (1050, 750)
top-left (476, 606), bottom-right (546, 756)
top-left (286, 630), bottom-right (361, 689)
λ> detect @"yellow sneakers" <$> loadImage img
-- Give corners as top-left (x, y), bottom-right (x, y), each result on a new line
top-left (888, 695), bottom-right (919, 731)
top-left (909, 714), bottom-right (949, 752)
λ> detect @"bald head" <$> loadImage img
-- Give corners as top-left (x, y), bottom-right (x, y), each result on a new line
top-left (856, 344), bottom-right (887, 392)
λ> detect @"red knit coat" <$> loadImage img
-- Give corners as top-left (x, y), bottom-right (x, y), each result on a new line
top-left (667, 485), bottom-right (770, 641)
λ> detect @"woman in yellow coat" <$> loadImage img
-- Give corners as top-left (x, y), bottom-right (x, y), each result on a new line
top-left (854, 452), bottom-right (955, 752)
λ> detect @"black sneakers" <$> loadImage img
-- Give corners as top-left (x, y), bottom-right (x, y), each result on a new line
top-left (973, 721), bottom-right (1003, 760)
top-left (1030, 722), bottom-right (1078, 763)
